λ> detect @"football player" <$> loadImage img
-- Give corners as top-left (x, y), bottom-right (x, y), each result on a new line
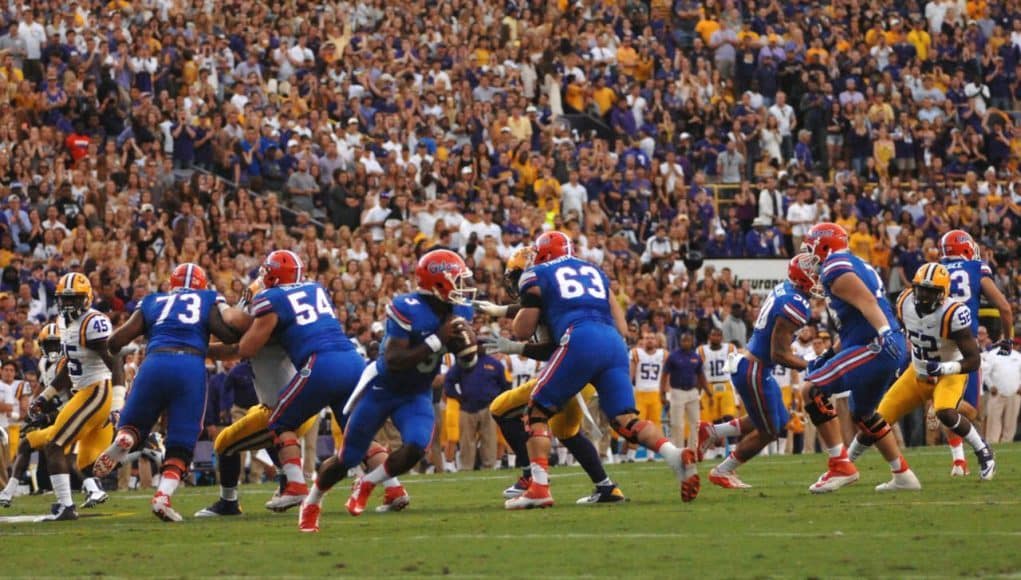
top-left (477, 247), bottom-right (625, 505)
top-left (849, 263), bottom-right (995, 481)
top-left (92, 264), bottom-right (242, 521)
top-left (299, 249), bottom-right (474, 532)
top-left (938, 230), bottom-right (1013, 475)
top-left (799, 223), bottom-right (919, 493)
top-left (215, 250), bottom-right (369, 531)
top-left (0, 323), bottom-right (64, 507)
top-left (626, 331), bottom-right (667, 462)
top-left (697, 328), bottom-right (738, 459)
top-left (504, 231), bottom-right (698, 509)
top-left (25, 274), bottom-right (122, 520)
top-left (699, 254), bottom-right (814, 488)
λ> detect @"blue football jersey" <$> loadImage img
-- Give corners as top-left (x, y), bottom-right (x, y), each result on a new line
top-left (747, 281), bottom-right (811, 366)
top-left (820, 251), bottom-right (900, 346)
top-left (250, 282), bottom-right (355, 367)
top-left (518, 256), bottom-right (616, 342)
top-left (375, 292), bottom-right (474, 392)
top-left (940, 257), bottom-right (991, 333)
top-left (140, 289), bottom-right (224, 354)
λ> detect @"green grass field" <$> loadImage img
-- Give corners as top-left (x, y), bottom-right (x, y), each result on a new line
top-left (4, 444), bottom-right (1021, 578)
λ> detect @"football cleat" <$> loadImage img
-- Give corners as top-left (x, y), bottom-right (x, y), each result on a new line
top-left (41, 503), bottom-right (79, 522)
top-left (194, 498), bottom-right (243, 517)
top-left (502, 476), bottom-right (532, 499)
top-left (0, 491), bottom-right (12, 508)
top-left (298, 501), bottom-right (321, 533)
top-left (575, 485), bottom-right (627, 505)
top-left (875, 469), bottom-right (922, 492)
top-left (93, 432), bottom-right (135, 477)
top-left (809, 458), bottom-right (860, 494)
top-left (976, 447), bottom-right (996, 481)
top-left (151, 492), bottom-right (183, 522)
top-left (680, 448), bottom-right (700, 502)
top-left (375, 486), bottom-right (410, 513)
top-left (81, 489), bottom-right (109, 509)
top-left (950, 459), bottom-right (970, 477)
top-left (709, 467), bottom-right (752, 489)
top-left (345, 477), bottom-right (377, 517)
top-left (504, 484), bottom-right (554, 510)
top-left (696, 421), bottom-right (717, 462)
top-left (265, 481), bottom-right (309, 512)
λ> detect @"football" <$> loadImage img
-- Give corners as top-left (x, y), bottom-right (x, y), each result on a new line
top-left (445, 316), bottom-right (478, 368)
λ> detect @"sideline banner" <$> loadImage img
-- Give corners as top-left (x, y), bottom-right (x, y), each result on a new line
top-left (701, 259), bottom-right (789, 296)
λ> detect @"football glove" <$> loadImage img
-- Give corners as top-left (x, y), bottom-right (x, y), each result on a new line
top-left (924, 360), bottom-right (943, 377)
top-left (480, 335), bottom-right (525, 356)
top-left (878, 328), bottom-right (904, 361)
top-left (473, 300), bottom-right (509, 318)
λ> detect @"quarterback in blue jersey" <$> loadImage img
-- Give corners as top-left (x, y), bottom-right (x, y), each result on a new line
top-left (939, 229), bottom-right (1013, 476)
top-left (506, 231), bottom-right (699, 510)
top-left (218, 250), bottom-right (367, 521)
top-left (93, 263), bottom-right (242, 522)
top-left (798, 223), bottom-right (919, 493)
top-left (299, 249), bottom-right (475, 532)
top-left (699, 255), bottom-right (815, 489)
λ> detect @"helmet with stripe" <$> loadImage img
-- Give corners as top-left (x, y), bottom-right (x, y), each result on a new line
top-left (416, 249), bottom-right (475, 305)
top-left (503, 246), bottom-right (534, 298)
top-left (801, 223), bottom-right (848, 261)
top-left (533, 231), bottom-right (573, 265)
top-left (939, 229), bottom-right (977, 261)
top-left (912, 262), bottom-right (950, 316)
top-left (261, 250), bottom-right (303, 288)
top-left (788, 253), bottom-right (820, 296)
top-left (170, 263), bottom-right (209, 291)
top-left (56, 272), bottom-right (93, 320)
top-left (38, 322), bottom-right (62, 363)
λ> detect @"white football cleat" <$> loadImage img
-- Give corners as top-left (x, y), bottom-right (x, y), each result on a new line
top-left (809, 458), bottom-right (860, 494)
top-left (875, 469), bottom-right (922, 492)
top-left (709, 467), bottom-right (752, 489)
top-left (265, 482), bottom-right (309, 512)
top-left (504, 485), bottom-right (554, 510)
top-left (151, 492), bottom-right (184, 522)
top-left (950, 459), bottom-right (969, 477)
top-left (81, 490), bottom-right (109, 509)
top-left (375, 486), bottom-right (410, 513)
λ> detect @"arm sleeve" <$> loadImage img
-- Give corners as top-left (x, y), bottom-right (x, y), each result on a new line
top-left (443, 364), bottom-right (461, 398)
top-left (820, 256), bottom-right (855, 288)
top-left (249, 293), bottom-right (275, 318)
top-left (782, 296), bottom-right (810, 326)
top-left (518, 268), bottom-right (540, 296)
top-left (84, 314), bottom-right (113, 342)
top-left (385, 300), bottom-right (414, 339)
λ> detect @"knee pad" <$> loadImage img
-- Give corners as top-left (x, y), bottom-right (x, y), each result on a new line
top-left (524, 404), bottom-right (553, 439)
top-left (855, 412), bottom-right (891, 442)
top-left (805, 386), bottom-right (837, 425)
top-left (360, 441), bottom-right (388, 469)
top-left (935, 408), bottom-right (962, 431)
top-left (613, 418), bottom-right (652, 444)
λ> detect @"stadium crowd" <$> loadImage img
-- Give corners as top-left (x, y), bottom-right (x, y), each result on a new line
top-left (0, 0), bottom-right (1020, 479)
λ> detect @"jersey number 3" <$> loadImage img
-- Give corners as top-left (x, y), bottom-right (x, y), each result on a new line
top-left (555, 266), bottom-right (606, 300)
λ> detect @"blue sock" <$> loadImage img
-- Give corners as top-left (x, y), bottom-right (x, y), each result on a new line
top-left (561, 434), bottom-right (608, 485)
top-left (497, 415), bottom-right (531, 469)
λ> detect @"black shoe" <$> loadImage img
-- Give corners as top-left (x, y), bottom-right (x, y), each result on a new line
top-left (976, 446), bottom-right (996, 481)
top-left (194, 498), bottom-right (243, 517)
top-left (575, 485), bottom-right (627, 504)
top-left (43, 503), bottom-right (79, 521)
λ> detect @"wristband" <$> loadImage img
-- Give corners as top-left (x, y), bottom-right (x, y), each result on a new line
top-left (939, 362), bottom-right (962, 376)
top-left (112, 385), bottom-right (127, 411)
top-left (876, 325), bottom-right (891, 335)
top-left (425, 334), bottom-right (443, 353)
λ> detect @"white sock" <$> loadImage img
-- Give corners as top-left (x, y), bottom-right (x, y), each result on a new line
top-left (220, 486), bottom-right (238, 501)
top-left (2, 476), bottom-right (19, 496)
top-left (530, 461), bottom-right (549, 485)
top-left (596, 477), bottom-right (613, 487)
top-left (157, 471), bottom-right (181, 497)
top-left (950, 440), bottom-right (966, 461)
top-left (383, 477), bottom-right (401, 489)
top-left (282, 460), bottom-right (304, 484)
top-left (962, 425), bottom-right (987, 452)
top-left (848, 437), bottom-right (870, 462)
top-left (657, 441), bottom-right (687, 479)
top-left (306, 483), bottom-right (325, 506)
top-left (51, 473), bottom-right (73, 507)
top-left (363, 464), bottom-right (389, 486)
top-left (626, 449), bottom-right (637, 460)
top-left (888, 456), bottom-right (907, 472)
top-left (776, 438), bottom-right (787, 455)
top-left (827, 444), bottom-right (844, 458)
top-left (716, 452), bottom-right (743, 474)
top-left (83, 477), bottom-right (100, 494)
top-left (715, 419), bottom-right (741, 438)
